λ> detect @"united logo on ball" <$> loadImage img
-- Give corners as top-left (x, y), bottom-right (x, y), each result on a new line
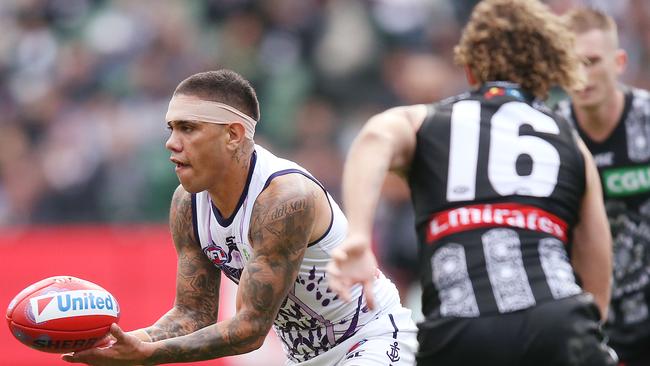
top-left (6, 276), bottom-right (120, 353)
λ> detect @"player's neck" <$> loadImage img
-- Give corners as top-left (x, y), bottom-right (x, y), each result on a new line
top-left (574, 89), bottom-right (625, 142)
top-left (208, 146), bottom-right (254, 219)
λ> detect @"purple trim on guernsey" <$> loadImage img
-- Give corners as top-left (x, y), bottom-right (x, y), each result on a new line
top-left (261, 169), bottom-right (334, 247)
top-left (210, 151), bottom-right (257, 227)
top-left (389, 313), bottom-right (398, 339)
top-left (337, 295), bottom-right (364, 343)
top-left (191, 193), bottom-right (200, 246)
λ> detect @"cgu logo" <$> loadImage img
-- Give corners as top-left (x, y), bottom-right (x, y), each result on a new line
top-left (603, 165), bottom-right (650, 197)
top-left (29, 290), bottom-right (119, 323)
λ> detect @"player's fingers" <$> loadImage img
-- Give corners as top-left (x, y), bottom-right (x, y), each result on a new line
top-left (328, 277), bottom-right (352, 303)
top-left (110, 323), bottom-right (125, 342)
top-left (330, 248), bottom-right (348, 262)
top-left (326, 255), bottom-right (355, 302)
top-left (95, 338), bottom-right (111, 350)
top-left (337, 288), bottom-right (352, 303)
top-left (61, 349), bottom-right (95, 363)
top-left (325, 261), bottom-right (340, 277)
top-left (327, 276), bottom-right (343, 296)
top-left (95, 329), bottom-right (118, 348)
top-left (60, 353), bottom-right (77, 363)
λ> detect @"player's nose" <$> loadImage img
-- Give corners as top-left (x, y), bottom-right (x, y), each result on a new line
top-left (165, 133), bottom-right (181, 152)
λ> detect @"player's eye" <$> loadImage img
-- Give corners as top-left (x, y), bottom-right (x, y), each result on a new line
top-left (582, 56), bottom-right (601, 66)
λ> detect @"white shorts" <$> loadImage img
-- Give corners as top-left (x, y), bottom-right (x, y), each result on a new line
top-left (287, 305), bottom-right (418, 366)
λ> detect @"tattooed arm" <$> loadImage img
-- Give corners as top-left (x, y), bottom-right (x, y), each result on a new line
top-left (62, 185), bottom-right (223, 365)
top-left (133, 174), bottom-right (317, 364)
top-left (139, 185), bottom-right (221, 341)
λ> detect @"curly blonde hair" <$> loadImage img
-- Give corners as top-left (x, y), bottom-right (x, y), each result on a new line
top-left (454, 0), bottom-right (584, 98)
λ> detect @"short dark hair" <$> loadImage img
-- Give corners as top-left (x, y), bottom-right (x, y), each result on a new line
top-left (174, 69), bottom-right (260, 121)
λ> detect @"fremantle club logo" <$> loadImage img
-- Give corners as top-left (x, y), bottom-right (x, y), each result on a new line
top-left (29, 290), bottom-right (119, 323)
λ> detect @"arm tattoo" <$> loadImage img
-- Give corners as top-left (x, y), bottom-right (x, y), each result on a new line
top-left (143, 185), bottom-right (221, 342)
top-left (145, 177), bottom-right (317, 363)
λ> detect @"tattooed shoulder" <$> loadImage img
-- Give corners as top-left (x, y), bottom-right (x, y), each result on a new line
top-left (249, 175), bottom-right (318, 251)
top-left (170, 184), bottom-right (197, 247)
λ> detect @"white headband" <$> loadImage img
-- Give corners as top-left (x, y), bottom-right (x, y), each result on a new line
top-left (165, 95), bottom-right (257, 139)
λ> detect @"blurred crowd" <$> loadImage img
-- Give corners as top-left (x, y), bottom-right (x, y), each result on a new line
top-left (1, 0), bottom-right (650, 303)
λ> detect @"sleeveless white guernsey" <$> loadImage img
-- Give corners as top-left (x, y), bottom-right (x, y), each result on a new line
top-left (192, 145), bottom-right (403, 363)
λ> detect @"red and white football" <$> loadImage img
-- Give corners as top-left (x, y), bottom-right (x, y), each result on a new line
top-left (6, 276), bottom-right (120, 353)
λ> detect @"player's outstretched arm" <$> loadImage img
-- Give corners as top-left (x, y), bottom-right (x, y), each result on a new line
top-left (327, 105), bottom-right (424, 309)
top-left (62, 185), bottom-right (222, 365)
top-left (143, 185), bottom-right (222, 341)
top-left (572, 139), bottom-right (612, 320)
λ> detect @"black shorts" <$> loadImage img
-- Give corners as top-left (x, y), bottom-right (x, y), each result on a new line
top-left (416, 293), bottom-right (617, 366)
top-left (606, 289), bottom-right (650, 365)
top-left (609, 332), bottom-right (650, 366)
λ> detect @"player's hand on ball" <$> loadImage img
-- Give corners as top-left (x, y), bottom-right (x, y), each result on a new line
top-left (62, 323), bottom-right (152, 366)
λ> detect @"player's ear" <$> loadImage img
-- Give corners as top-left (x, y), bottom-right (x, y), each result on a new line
top-left (614, 48), bottom-right (627, 76)
top-left (225, 122), bottom-right (246, 148)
